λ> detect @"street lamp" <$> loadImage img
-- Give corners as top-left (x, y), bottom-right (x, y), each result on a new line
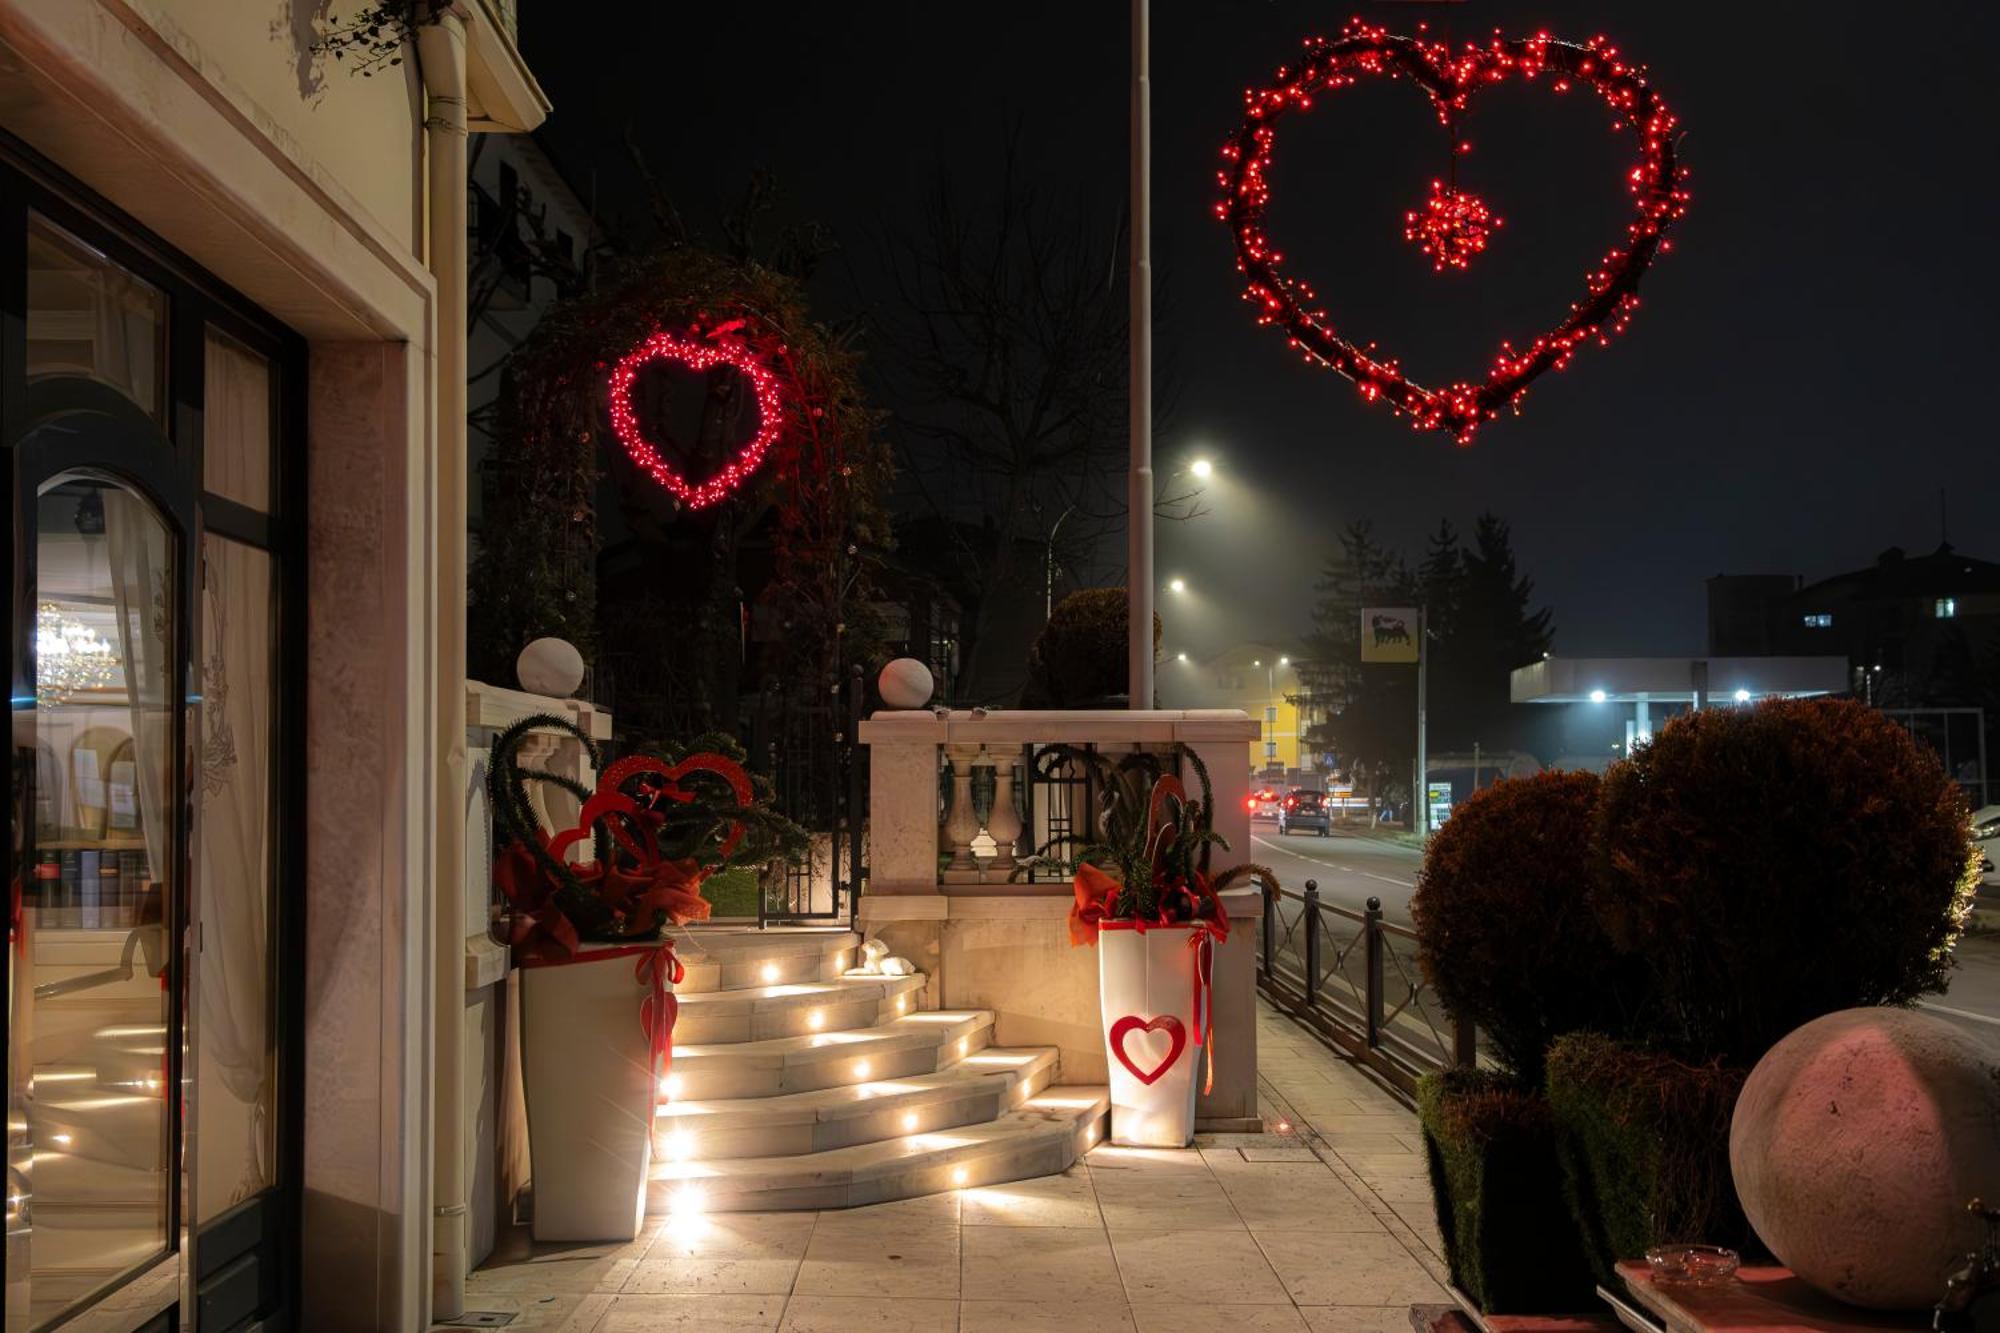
top-left (1168, 577), bottom-right (1186, 594)
top-left (1190, 457), bottom-right (1214, 481)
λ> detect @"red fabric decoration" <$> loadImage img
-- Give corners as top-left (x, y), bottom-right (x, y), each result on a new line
top-left (1218, 21), bottom-right (1689, 441)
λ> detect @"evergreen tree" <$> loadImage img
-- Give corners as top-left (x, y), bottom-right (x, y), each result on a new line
top-left (1297, 522), bottom-right (1417, 798)
top-left (1446, 513), bottom-right (1554, 752)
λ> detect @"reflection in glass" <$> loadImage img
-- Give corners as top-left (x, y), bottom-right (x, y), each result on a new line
top-left (195, 537), bottom-right (276, 1221)
top-left (12, 473), bottom-right (175, 1329)
top-left (203, 329), bottom-right (272, 512)
top-left (25, 217), bottom-right (167, 422)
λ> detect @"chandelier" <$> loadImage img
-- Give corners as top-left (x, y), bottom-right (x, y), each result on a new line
top-left (36, 602), bottom-right (120, 704)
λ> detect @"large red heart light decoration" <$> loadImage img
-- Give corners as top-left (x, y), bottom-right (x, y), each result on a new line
top-left (1217, 20), bottom-right (1689, 442)
top-left (1109, 1014), bottom-right (1188, 1086)
top-left (607, 329), bottom-right (786, 510)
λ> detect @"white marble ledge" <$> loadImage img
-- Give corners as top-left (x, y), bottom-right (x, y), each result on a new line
top-left (857, 707), bottom-right (1258, 747)
top-left (465, 678), bottom-right (613, 739)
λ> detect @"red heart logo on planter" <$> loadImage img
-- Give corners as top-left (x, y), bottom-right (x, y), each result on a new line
top-left (607, 330), bottom-right (787, 510)
top-left (1110, 1015), bottom-right (1188, 1086)
top-left (1218, 22), bottom-right (1689, 442)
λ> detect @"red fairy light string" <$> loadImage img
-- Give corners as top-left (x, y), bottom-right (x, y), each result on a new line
top-left (607, 329), bottom-right (786, 509)
top-left (1406, 180), bottom-right (1500, 272)
top-left (1216, 18), bottom-right (1690, 442)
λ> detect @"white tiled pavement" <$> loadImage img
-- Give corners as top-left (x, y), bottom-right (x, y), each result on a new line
top-left (450, 998), bottom-right (1451, 1333)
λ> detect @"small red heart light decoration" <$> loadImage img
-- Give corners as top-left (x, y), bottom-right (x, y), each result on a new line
top-left (1109, 1014), bottom-right (1188, 1086)
top-left (1218, 20), bottom-right (1689, 442)
top-left (607, 330), bottom-right (786, 510)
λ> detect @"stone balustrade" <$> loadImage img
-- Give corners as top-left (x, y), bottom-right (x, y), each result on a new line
top-left (855, 708), bottom-right (1267, 1130)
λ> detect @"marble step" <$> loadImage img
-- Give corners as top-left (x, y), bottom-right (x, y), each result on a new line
top-left (671, 928), bottom-right (859, 995)
top-left (21, 1147), bottom-right (165, 1209)
top-left (645, 1086), bottom-right (1109, 1214)
top-left (668, 1009), bottom-right (995, 1101)
top-left (32, 1059), bottom-right (165, 1099)
top-left (32, 1084), bottom-right (166, 1173)
top-left (672, 973), bottom-right (927, 1044)
top-left (655, 1047), bottom-right (1058, 1159)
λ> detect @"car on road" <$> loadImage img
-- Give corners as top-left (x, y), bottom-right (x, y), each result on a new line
top-left (1278, 789), bottom-right (1332, 836)
top-left (1974, 805), bottom-right (2000, 890)
top-left (1247, 788), bottom-right (1283, 820)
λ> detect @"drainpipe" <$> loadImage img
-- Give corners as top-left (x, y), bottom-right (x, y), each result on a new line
top-left (417, 7), bottom-right (471, 1322)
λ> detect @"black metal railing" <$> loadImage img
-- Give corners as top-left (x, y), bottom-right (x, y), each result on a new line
top-left (750, 665), bottom-right (867, 926)
top-left (1258, 878), bottom-right (1476, 1093)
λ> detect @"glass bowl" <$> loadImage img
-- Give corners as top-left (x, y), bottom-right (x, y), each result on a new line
top-left (1645, 1244), bottom-right (1741, 1287)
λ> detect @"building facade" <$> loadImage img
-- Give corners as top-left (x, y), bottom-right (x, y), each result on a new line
top-left (2, 3), bottom-right (547, 1328)
top-left (1159, 643), bottom-right (1307, 780)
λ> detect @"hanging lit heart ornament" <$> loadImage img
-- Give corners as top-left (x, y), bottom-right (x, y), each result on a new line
top-left (606, 329), bottom-right (786, 509)
top-left (1217, 21), bottom-right (1689, 442)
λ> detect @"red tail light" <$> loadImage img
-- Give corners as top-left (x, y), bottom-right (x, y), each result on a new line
top-left (1246, 796), bottom-right (1257, 811)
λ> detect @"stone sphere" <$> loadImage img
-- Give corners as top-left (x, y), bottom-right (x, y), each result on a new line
top-left (1729, 1006), bottom-right (2000, 1309)
top-left (516, 637), bottom-right (585, 698)
top-left (878, 657), bottom-right (935, 709)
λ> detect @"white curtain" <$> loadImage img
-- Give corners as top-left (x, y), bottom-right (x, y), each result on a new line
top-left (102, 489), bottom-right (171, 889)
top-left (194, 535), bottom-right (277, 1216)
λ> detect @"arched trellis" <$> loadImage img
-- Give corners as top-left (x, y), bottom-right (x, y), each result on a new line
top-left (469, 245), bottom-right (891, 739)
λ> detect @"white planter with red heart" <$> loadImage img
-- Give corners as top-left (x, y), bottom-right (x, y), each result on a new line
top-left (520, 944), bottom-right (675, 1241)
top-left (1098, 923), bottom-right (1204, 1148)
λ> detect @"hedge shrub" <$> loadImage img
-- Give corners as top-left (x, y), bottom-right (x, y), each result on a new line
top-left (1419, 1070), bottom-right (1598, 1313)
top-left (1022, 588), bottom-right (1162, 707)
top-left (1412, 769), bottom-right (1634, 1085)
top-left (1592, 696), bottom-right (1977, 1066)
top-left (1545, 1032), bottom-right (1755, 1283)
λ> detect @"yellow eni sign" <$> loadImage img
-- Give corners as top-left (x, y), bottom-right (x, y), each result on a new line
top-left (1360, 607), bottom-right (1420, 663)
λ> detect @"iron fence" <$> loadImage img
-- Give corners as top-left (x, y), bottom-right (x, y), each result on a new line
top-left (749, 665), bottom-right (866, 925)
top-left (1258, 878), bottom-right (1476, 1094)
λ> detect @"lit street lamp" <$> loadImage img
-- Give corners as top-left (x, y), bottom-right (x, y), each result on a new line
top-left (1168, 577), bottom-right (1186, 594)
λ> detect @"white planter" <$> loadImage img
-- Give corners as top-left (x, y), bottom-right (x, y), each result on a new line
top-left (1098, 924), bottom-right (1207, 1148)
top-left (520, 947), bottom-right (668, 1241)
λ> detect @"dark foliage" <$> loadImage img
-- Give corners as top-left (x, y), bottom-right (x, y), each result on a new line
top-left (1545, 1033), bottom-right (1756, 1284)
top-left (1412, 770), bottom-right (1635, 1084)
top-left (1419, 1071), bottom-right (1597, 1314)
top-left (1021, 588), bottom-right (1159, 708)
top-left (1591, 696), bottom-right (1977, 1065)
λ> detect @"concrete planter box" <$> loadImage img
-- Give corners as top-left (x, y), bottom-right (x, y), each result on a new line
top-left (1098, 924), bottom-right (1203, 1147)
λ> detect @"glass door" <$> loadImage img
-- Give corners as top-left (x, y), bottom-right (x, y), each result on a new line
top-left (6, 163), bottom-right (305, 1332)
top-left (11, 415), bottom-right (194, 1332)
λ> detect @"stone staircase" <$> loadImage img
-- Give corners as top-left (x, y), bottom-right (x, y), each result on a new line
top-left (647, 927), bottom-right (1107, 1214)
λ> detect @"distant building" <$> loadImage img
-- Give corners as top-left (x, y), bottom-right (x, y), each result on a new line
top-left (1159, 643), bottom-right (1309, 780)
top-left (1708, 542), bottom-right (2000, 805)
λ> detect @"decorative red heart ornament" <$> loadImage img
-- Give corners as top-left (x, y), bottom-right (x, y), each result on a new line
top-left (1109, 1015), bottom-right (1188, 1086)
top-left (1218, 21), bottom-right (1689, 442)
top-left (606, 329), bottom-right (786, 510)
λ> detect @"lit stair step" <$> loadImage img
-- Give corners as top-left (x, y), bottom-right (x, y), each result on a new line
top-left (671, 973), bottom-right (927, 1044)
top-left (655, 1047), bottom-right (1058, 1159)
top-left (667, 1010), bottom-right (994, 1101)
top-left (33, 1087), bottom-right (166, 1173)
top-left (671, 928), bottom-right (859, 995)
top-left (644, 1086), bottom-right (1109, 1214)
top-left (20, 1146), bottom-right (165, 1209)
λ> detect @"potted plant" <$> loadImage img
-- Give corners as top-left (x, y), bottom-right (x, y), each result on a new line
top-left (488, 714), bottom-right (803, 1240)
top-left (1036, 746), bottom-right (1271, 1147)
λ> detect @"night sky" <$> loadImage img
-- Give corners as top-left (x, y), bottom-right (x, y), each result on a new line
top-left (528, 2), bottom-right (2000, 662)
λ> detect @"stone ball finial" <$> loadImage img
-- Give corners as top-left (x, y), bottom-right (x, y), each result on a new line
top-left (1729, 1006), bottom-right (2000, 1310)
top-left (517, 637), bottom-right (586, 699)
top-left (878, 657), bottom-right (935, 709)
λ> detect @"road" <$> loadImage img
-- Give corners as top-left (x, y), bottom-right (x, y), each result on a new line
top-left (1247, 818), bottom-right (2000, 1057)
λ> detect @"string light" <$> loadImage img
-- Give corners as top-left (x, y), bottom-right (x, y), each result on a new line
top-left (1217, 19), bottom-right (1690, 442)
top-left (606, 328), bottom-right (787, 510)
top-left (1405, 181), bottom-right (1500, 272)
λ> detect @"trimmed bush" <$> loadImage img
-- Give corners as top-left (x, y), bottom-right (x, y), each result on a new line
top-left (1545, 1032), bottom-right (1754, 1283)
top-left (1412, 769), bottom-right (1633, 1085)
top-left (1592, 696), bottom-right (1977, 1066)
top-left (1022, 588), bottom-right (1162, 707)
top-left (1419, 1071), bottom-right (1598, 1313)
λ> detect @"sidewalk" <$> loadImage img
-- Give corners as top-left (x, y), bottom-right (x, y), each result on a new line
top-left (447, 999), bottom-right (1450, 1332)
